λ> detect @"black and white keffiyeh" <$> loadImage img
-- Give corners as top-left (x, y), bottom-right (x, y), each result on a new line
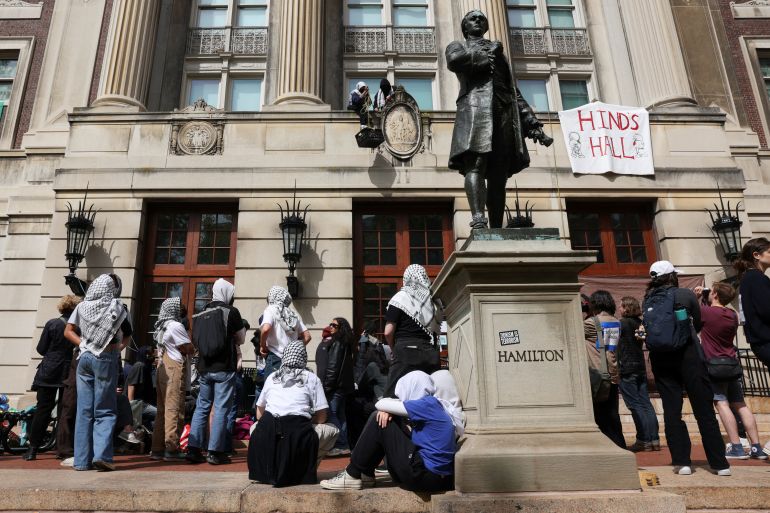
top-left (388, 264), bottom-right (439, 336)
top-left (272, 340), bottom-right (308, 388)
top-left (266, 286), bottom-right (299, 335)
top-left (153, 297), bottom-right (181, 345)
top-left (78, 274), bottom-right (127, 355)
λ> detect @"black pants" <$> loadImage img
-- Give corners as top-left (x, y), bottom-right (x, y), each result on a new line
top-left (29, 386), bottom-right (60, 448)
top-left (384, 339), bottom-right (440, 398)
top-left (347, 412), bottom-right (453, 492)
top-left (593, 384), bottom-right (626, 449)
top-left (751, 343), bottom-right (770, 370)
top-left (649, 342), bottom-right (729, 470)
top-left (56, 357), bottom-right (78, 458)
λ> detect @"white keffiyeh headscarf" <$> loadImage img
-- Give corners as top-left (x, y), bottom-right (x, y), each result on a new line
top-left (78, 274), bottom-right (127, 356)
top-left (153, 297), bottom-right (181, 345)
top-left (388, 264), bottom-right (439, 336)
top-left (266, 286), bottom-right (300, 335)
top-left (395, 371), bottom-right (435, 402)
top-left (212, 278), bottom-right (235, 305)
top-left (272, 340), bottom-right (308, 388)
top-left (431, 370), bottom-right (465, 438)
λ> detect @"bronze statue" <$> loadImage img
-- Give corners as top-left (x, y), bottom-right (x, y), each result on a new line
top-left (447, 10), bottom-right (553, 229)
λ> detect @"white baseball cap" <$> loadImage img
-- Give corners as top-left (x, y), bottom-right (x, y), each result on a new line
top-left (649, 260), bottom-right (682, 277)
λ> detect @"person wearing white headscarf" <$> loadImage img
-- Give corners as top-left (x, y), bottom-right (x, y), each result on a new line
top-left (64, 274), bottom-right (133, 472)
top-left (348, 81), bottom-right (370, 128)
top-left (255, 286), bottom-right (311, 399)
top-left (149, 297), bottom-right (193, 461)
top-left (250, 340), bottom-right (339, 486)
top-left (187, 278), bottom-right (246, 466)
top-left (383, 264), bottom-right (442, 397)
top-left (320, 371), bottom-right (457, 492)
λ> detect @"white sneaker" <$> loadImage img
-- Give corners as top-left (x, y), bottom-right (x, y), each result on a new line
top-left (119, 431), bottom-right (141, 444)
top-left (675, 466), bottom-right (692, 475)
top-left (320, 470), bottom-right (363, 490)
top-left (717, 468), bottom-right (732, 476)
top-left (60, 457), bottom-right (75, 467)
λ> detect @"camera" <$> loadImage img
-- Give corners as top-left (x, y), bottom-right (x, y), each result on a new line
top-left (701, 287), bottom-right (710, 303)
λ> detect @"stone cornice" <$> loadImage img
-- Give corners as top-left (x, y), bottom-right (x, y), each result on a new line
top-left (731, 0), bottom-right (770, 18)
top-left (0, 0), bottom-right (42, 19)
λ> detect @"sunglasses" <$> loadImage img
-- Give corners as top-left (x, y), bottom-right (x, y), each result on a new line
top-left (329, 323), bottom-right (340, 328)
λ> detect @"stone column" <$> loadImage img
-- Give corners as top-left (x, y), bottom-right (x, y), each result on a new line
top-left (458, 0), bottom-right (511, 59)
top-left (616, 0), bottom-right (695, 107)
top-left (273, 0), bottom-right (325, 106)
top-left (93, 0), bottom-right (161, 111)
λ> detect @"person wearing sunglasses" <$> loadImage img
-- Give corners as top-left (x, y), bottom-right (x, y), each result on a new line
top-left (323, 318), bottom-right (356, 456)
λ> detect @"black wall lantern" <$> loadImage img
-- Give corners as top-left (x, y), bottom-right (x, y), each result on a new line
top-left (707, 186), bottom-right (742, 262)
top-left (64, 191), bottom-right (96, 296)
top-left (505, 183), bottom-right (534, 228)
top-left (278, 185), bottom-right (309, 298)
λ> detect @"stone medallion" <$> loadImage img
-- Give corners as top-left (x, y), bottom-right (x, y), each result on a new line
top-left (381, 86), bottom-right (423, 160)
top-left (169, 99), bottom-right (224, 156)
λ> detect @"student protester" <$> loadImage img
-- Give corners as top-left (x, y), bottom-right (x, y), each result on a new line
top-left (383, 264), bottom-right (441, 397)
top-left (225, 318), bottom-right (247, 456)
top-left (124, 346), bottom-right (157, 433)
top-left (255, 286), bottom-right (311, 398)
top-left (734, 238), bottom-right (770, 371)
top-left (348, 327), bottom-right (390, 448)
top-left (617, 296), bottom-right (660, 452)
top-left (323, 317), bottom-right (356, 456)
top-left (187, 278), bottom-right (246, 465)
top-left (348, 81), bottom-right (370, 128)
top-left (373, 78), bottom-right (394, 112)
top-left (248, 341), bottom-right (339, 487)
top-left (644, 261), bottom-right (730, 476)
top-left (695, 282), bottom-right (767, 460)
top-left (583, 290), bottom-right (625, 449)
top-left (150, 298), bottom-right (194, 461)
top-left (23, 295), bottom-right (81, 461)
top-left (320, 370), bottom-right (462, 492)
top-left (64, 274), bottom-right (133, 472)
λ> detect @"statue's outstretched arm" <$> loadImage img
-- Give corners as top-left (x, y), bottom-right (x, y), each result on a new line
top-left (516, 87), bottom-right (554, 147)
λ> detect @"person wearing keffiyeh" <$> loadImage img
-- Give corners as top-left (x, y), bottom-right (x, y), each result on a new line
top-left (382, 264), bottom-right (442, 398)
top-left (150, 297), bottom-right (193, 461)
top-left (64, 273), bottom-right (133, 472)
top-left (254, 286), bottom-right (311, 400)
top-left (250, 340), bottom-right (339, 486)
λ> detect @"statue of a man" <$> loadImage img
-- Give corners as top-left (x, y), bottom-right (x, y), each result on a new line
top-left (447, 10), bottom-right (553, 229)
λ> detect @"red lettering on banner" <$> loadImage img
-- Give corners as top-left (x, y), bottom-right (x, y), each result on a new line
top-left (578, 110), bottom-right (595, 131)
top-left (620, 137), bottom-right (635, 159)
top-left (589, 137), bottom-right (603, 157)
top-left (630, 114), bottom-right (640, 131)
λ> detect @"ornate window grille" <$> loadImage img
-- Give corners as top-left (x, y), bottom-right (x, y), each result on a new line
top-left (344, 26), bottom-right (436, 55)
top-left (509, 27), bottom-right (590, 56)
top-left (187, 27), bottom-right (268, 55)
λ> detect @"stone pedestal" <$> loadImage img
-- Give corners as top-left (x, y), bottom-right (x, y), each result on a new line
top-left (432, 229), bottom-right (640, 493)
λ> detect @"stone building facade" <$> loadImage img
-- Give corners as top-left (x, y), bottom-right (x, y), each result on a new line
top-left (0, 0), bottom-right (764, 402)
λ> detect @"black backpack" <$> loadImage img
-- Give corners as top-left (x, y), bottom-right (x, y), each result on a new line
top-left (642, 287), bottom-right (691, 352)
top-left (192, 306), bottom-right (230, 358)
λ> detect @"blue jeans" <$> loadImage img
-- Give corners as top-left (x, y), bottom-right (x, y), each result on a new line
top-left (189, 371), bottom-right (235, 453)
top-left (253, 352), bottom-right (282, 406)
top-left (224, 373), bottom-right (244, 453)
top-left (74, 351), bottom-right (120, 470)
top-left (329, 391), bottom-right (349, 450)
top-left (619, 373), bottom-right (660, 443)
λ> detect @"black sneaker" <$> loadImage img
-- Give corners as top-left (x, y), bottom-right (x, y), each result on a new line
top-left (22, 447), bottom-right (37, 461)
top-left (206, 452), bottom-right (231, 465)
top-left (164, 451), bottom-right (187, 461)
top-left (186, 448), bottom-right (206, 464)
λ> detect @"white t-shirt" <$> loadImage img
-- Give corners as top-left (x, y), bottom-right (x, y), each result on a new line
top-left (261, 307), bottom-right (307, 358)
top-left (161, 320), bottom-right (191, 364)
top-left (256, 370), bottom-right (328, 419)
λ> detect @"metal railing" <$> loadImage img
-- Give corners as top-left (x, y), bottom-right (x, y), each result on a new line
top-left (186, 27), bottom-right (268, 56)
top-left (509, 27), bottom-right (591, 56)
top-left (344, 26), bottom-right (436, 55)
top-left (738, 348), bottom-right (770, 397)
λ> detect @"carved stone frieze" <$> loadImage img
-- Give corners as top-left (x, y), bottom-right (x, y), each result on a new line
top-left (380, 86), bottom-right (423, 160)
top-left (170, 99), bottom-right (224, 156)
top-left (730, 0), bottom-right (770, 17)
top-left (0, 0), bottom-right (43, 19)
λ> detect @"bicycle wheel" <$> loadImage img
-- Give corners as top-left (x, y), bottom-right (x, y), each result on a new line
top-left (38, 417), bottom-right (58, 452)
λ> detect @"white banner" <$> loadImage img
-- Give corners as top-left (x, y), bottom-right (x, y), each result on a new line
top-left (557, 101), bottom-right (654, 175)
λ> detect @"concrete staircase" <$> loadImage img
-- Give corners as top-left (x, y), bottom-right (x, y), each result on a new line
top-left (621, 396), bottom-right (770, 444)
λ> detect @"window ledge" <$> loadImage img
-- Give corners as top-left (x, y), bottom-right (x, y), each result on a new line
top-left (731, 1), bottom-right (770, 18)
top-left (0, 1), bottom-right (43, 20)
